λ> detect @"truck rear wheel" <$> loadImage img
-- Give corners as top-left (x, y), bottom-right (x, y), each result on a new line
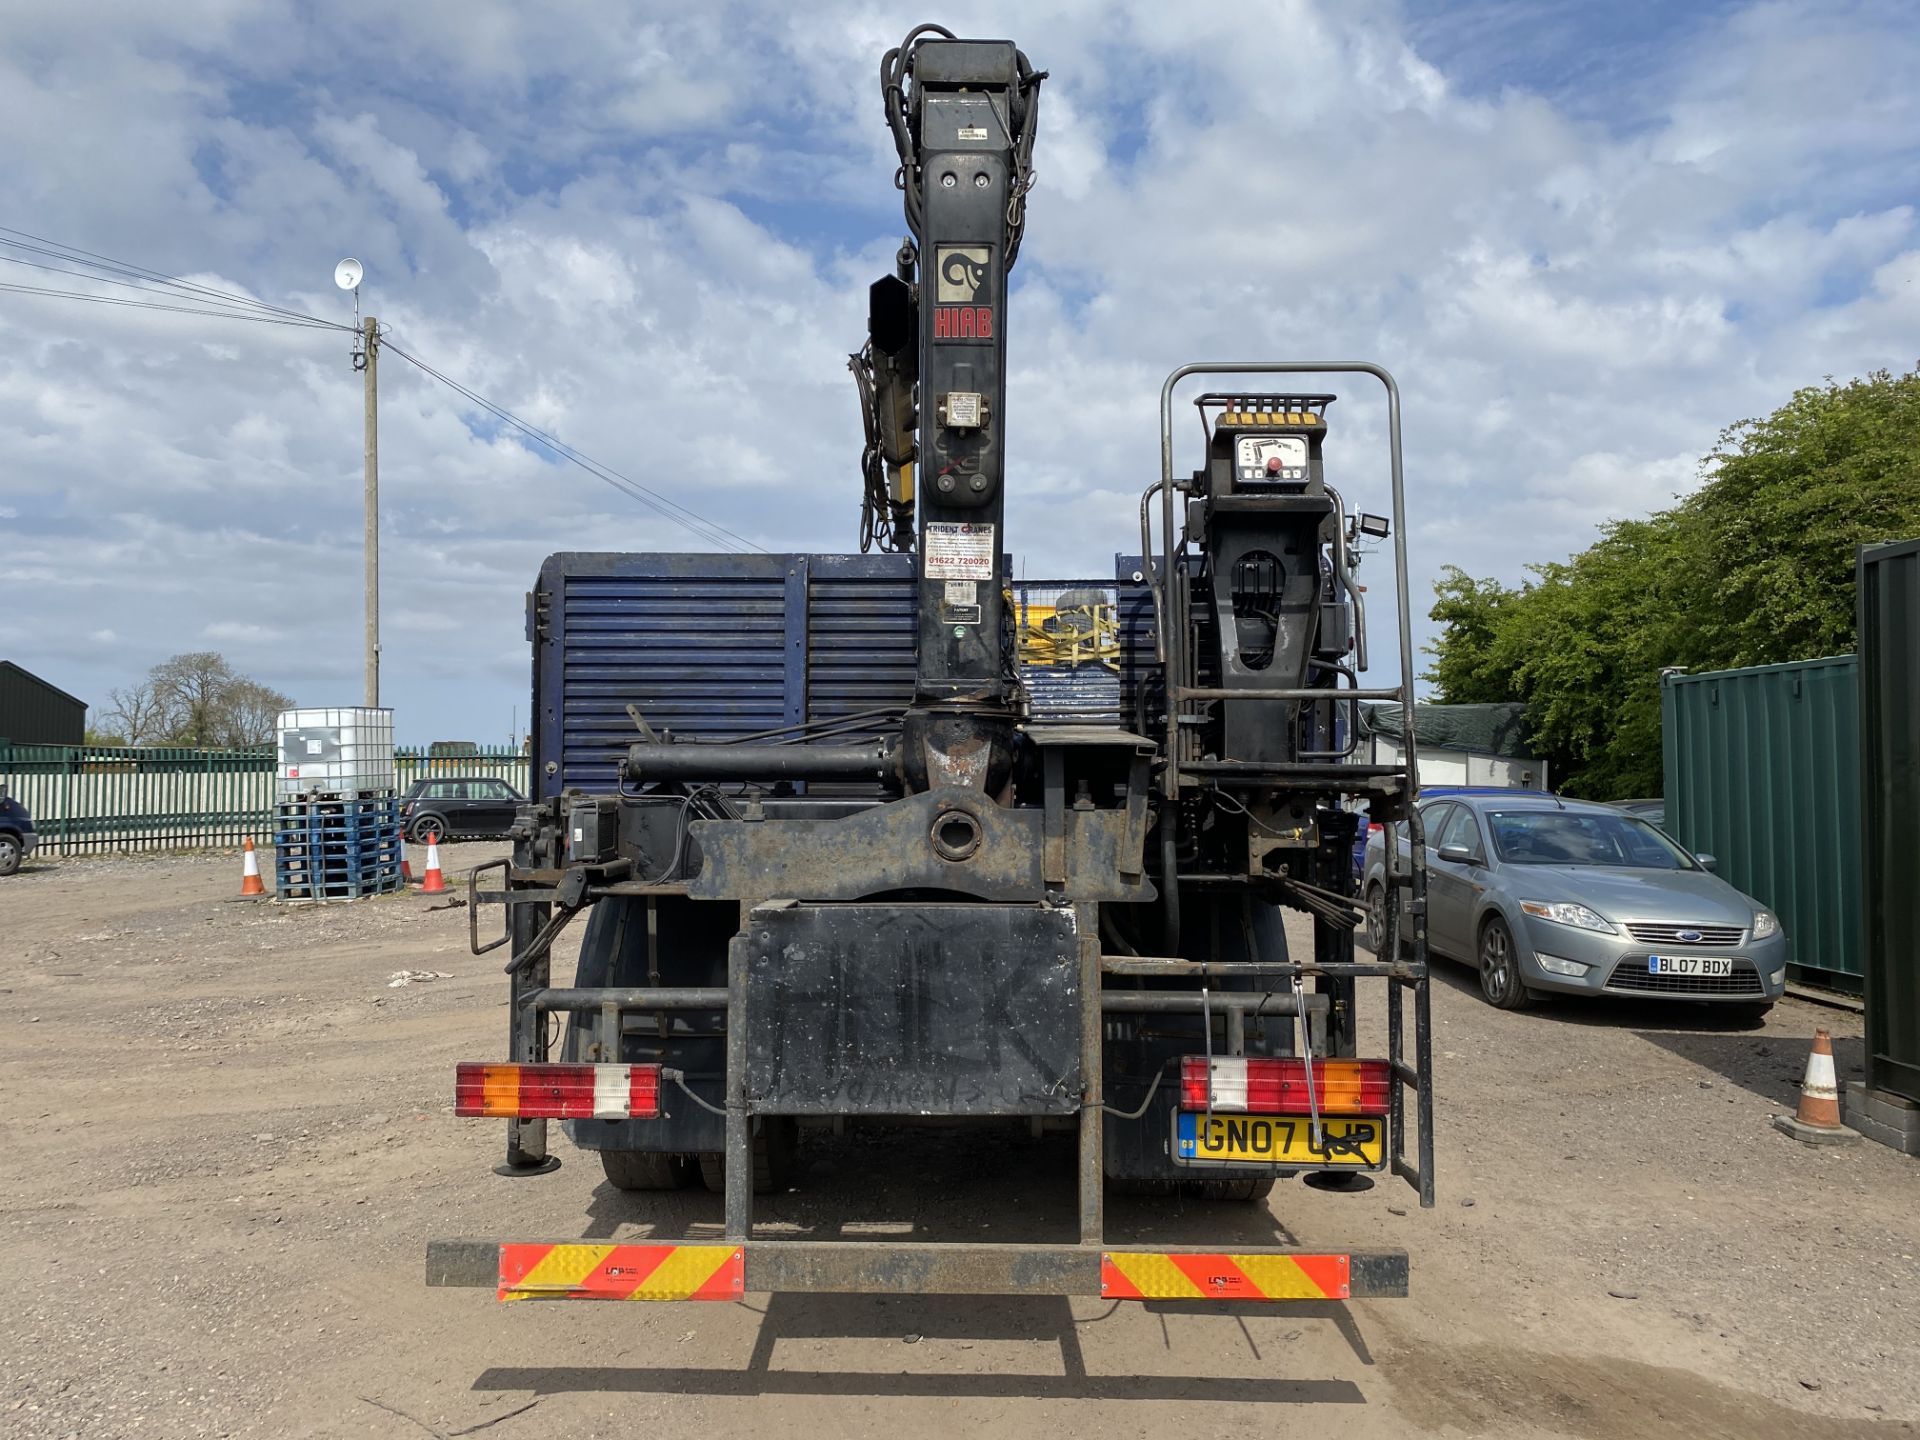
top-left (599, 1150), bottom-right (695, 1191)
top-left (698, 1118), bottom-right (797, 1195)
top-left (1187, 1177), bottom-right (1275, 1202)
top-left (1110, 1176), bottom-right (1276, 1202)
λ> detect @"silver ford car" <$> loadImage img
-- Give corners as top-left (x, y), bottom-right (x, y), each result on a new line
top-left (1361, 793), bottom-right (1787, 1016)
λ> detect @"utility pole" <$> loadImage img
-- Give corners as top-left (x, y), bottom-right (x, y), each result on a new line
top-left (362, 314), bottom-right (380, 708)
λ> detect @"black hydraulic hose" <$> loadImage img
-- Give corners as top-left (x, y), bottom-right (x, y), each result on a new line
top-left (624, 739), bottom-right (896, 786)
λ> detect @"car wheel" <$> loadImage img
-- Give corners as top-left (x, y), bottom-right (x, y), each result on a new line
top-left (408, 815), bottom-right (444, 846)
top-left (1477, 916), bottom-right (1531, 1010)
top-left (599, 1149), bottom-right (695, 1191)
top-left (1364, 883), bottom-right (1388, 954)
top-left (0, 834), bottom-right (21, 876)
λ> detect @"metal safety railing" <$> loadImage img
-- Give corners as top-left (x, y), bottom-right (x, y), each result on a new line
top-left (1146, 360), bottom-right (1435, 1208)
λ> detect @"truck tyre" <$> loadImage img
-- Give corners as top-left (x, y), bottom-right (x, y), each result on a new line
top-left (698, 1118), bottom-right (797, 1195)
top-left (1109, 1176), bottom-right (1275, 1202)
top-left (1188, 1178), bottom-right (1275, 1202)
top-left (1477, 915), bottom-right (1531, 1010)
top-left (599, 1149), bottom-right (695, 1191)
top-left (0, 834), bottom-right (21, 876)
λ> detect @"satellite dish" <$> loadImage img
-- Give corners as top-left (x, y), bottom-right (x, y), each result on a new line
top-left (334, 257), bottom-right (364, 291)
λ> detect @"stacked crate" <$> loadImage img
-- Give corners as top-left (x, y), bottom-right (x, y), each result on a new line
top-left (272, 794), bottom-right (403, 900)
top-left (273, 708), bottom-right (403, 902)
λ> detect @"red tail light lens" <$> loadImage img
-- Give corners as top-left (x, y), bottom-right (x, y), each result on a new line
top-left (454, 1062), bottom-right (661, 1120)
top-left (1180, 1056), bottom-right (1390, 1116)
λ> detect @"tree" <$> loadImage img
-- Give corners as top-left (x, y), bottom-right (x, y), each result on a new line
top-left (151, 652), bottom-right (238, 747)
top-left (130, 652), bottom-right (294, 749)
top-left (102, 678), bottom-right (169, 744)
top-left (1683, 368), bottom-right (1920, 667)
top-left (1425, 366), bottom-right (1920, 797)
top-left (218, 679), bottom-right (293, 748)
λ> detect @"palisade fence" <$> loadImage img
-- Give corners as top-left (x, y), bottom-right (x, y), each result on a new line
top-left (0, 744), bottom-right (531, 856)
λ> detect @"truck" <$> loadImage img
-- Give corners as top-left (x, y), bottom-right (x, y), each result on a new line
top-left (428, 21), bottom-right (1433, 1309)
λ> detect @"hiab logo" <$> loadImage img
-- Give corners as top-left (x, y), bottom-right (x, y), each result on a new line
top-left (935, 245), bottom-right (990, 302)
top-left (933, 245), bottom-right (993, 343)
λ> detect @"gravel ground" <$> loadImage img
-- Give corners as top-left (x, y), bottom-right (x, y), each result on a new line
top-left (1, 847), bottom-right (1915, 1439)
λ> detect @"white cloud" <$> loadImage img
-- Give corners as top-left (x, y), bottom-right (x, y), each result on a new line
top-left (0, 0), bottom-right (1915, 735)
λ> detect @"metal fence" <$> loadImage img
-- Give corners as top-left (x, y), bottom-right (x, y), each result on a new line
top-left (0, 744), bottom-right (531, 855)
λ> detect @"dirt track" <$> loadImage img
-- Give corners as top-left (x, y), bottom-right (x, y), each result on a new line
top-left (2, 847), bottom-right (1916, 1439)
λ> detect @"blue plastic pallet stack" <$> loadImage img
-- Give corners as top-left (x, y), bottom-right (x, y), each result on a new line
top-left (272, 794), bottom-right (404, 902)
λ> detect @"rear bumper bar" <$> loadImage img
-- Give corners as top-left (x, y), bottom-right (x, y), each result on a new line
top-left (426, 1239), bottom-right (1408, 1302)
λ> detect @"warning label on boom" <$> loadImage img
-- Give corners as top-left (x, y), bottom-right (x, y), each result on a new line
top-left (923, 522), bottom-right (996, 580)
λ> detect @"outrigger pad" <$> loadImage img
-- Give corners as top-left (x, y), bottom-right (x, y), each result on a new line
top-left (744, 902), bottom-right (1081, 1116)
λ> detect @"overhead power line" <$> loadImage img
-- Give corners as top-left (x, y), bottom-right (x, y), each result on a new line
top-left (0, 224), bottom-right (761, 551)
top-left (0, 280), bottom-right (346, 329)
top-left (382, 338), bottom-right (766, 553)
top-left (0, 225), bottom-right (347, 328)
top-left (0, 253), bottom-right (342, 325)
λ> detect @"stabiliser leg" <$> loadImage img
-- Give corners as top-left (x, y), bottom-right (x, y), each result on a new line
top-left (500, 862), bottom-right (560, 1177)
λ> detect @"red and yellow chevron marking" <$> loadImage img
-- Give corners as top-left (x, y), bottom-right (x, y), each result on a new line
top-left (496, 1244), bottom-right (743, 1302)
top-left (1100, 1251), bottom-right (1350, 1301)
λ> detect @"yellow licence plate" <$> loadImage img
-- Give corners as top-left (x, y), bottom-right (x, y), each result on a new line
top-left (1176, 1113), bottom-right (1384, 1167)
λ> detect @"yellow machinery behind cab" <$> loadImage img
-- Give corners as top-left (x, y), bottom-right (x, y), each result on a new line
top-left (1017, 587), bottom-right (1121, 671)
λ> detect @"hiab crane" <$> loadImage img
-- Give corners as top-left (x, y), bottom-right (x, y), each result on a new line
top-left (429, 22), bottom-right (1432, 1308)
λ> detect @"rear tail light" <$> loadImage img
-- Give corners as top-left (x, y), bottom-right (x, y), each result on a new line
top-left (455, 1062), bottom-right (661, 1120)
top-left (1180, 1056), bottom-right (1390, 1116)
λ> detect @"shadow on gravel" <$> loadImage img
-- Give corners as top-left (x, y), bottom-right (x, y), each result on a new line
top-left (1634, 1028), bottom-right (1869, 1109)
top-left (474, 1292), bottom-right (1367, 1404)
top-left (1423, 957), bottom-right (1874, 1107)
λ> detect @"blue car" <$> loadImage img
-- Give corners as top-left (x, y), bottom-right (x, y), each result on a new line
top-left (0, 786), bottom-right (39, 875)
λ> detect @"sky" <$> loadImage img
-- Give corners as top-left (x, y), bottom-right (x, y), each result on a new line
top-left (0, 0), bottom-right (1916, 745)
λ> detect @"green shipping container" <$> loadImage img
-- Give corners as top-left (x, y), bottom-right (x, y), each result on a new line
top-left (1661, 656), bottom-right (1861, 987)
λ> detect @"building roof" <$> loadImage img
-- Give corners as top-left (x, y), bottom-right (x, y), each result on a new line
top-left (0, 660), bottom-right (87, 710)
top-left (1361, 701), bottom-right (1535, 758)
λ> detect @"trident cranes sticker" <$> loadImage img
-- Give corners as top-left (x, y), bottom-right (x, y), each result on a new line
top-left (924, 522), bottom-right (995, 579)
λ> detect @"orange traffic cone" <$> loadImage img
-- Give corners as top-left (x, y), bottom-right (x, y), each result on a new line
top-left (419, 833), bottom-right (447, 895)
top-left (239, 837), bottom-right (267, 898)
top-left (1772, 1029), bottom-right (1859, 1145)
top-left (399, 834), bottom-right (413, 884)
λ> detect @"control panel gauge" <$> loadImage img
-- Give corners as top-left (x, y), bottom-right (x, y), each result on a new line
top-left (1235, 434), bottom-right (1308, 483)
